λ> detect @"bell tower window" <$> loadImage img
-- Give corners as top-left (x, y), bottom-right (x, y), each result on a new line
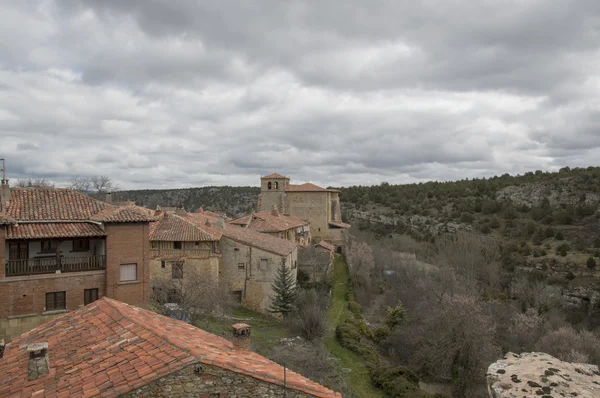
top-left (274, 182), bottom-right (279, 189)
top-left (268, 182), bottom-right (272, 190)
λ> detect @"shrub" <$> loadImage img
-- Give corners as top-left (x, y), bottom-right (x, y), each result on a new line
top-left (489, 217), bottom-right (500, 229)
top-left (385, 302), bottom-right (409, 330)
top-left (565, 271), bottom-right (576, 280)
top-left (370, 365), bottom-right (432, 398)
top-left (348, 301), bottom-right (363, 317)
top-left (555, 231), bottom-right (565, 240)
top-left (372, 327), bottom-right (391, 343)
top-left (460, 212), bottom-right (474, 223)
top-left (556, 243), bottom-right (570, 257)
top-left (587, 257), bottom-right (597, 270)
top-left (293, 290), bottom-right (327, 341)
top-left (296, 270), bottom-right (310, 287)
top-left (545, 227), bottom-right (555, 238)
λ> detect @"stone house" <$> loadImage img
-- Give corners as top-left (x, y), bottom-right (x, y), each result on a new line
top-left (257, 173), bottom-right (350, 251)
top-left (229, 207), bottom-right (311, 246)
top-left (0, 179), bottom-right (154, 340)
top-left (184, 210), bottom-right (299, 313)
top-left (149, 211), bottom-right (222, 284)
top-left (298, 240), bottom-right (335, 283)
top-left (0, 297), bottom-right (340, 397)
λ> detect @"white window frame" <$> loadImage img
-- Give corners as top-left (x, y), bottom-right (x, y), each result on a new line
top-left (120, 263), bottom-right (137, 282)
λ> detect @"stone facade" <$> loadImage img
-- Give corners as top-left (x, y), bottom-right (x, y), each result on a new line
top-left (124, 361), bottom-right (313, 398)
top-left (298, 245), bottom-right (333, 283)
top-left (219, 237), bottom-right (298, 312)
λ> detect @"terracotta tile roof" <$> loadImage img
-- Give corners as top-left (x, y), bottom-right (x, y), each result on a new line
top-left (285, 183), bottom-right (327, 192)
top-left (185, 211), bottom-right (297, 256)
top-left (0, 298), bottom-right (340, 397)
top-left (150, 213), bottom-right (221, 242)
top-left (231, 211), bottom-right (308, 233)
top-left (7, 222), bottom-right (107, 239)
top-left (328, 221), bottom-right (351, 229)
top-left (0, 212), bottom-right (16, 225)
top-left (262, 173), bottom-right (288, 179)
top-left (5, 188), bottom-right (111, 221)
top-left (316, 240), bottom-right (336, 252)
top-left (90, 206), bottom-right (157, 223)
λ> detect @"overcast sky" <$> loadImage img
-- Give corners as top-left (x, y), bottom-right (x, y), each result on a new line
top-left (1, 1), bottom-right (599, 189)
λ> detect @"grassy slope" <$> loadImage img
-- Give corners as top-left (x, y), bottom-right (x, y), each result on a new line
top-left (324, 255), bottom-right (386, 398)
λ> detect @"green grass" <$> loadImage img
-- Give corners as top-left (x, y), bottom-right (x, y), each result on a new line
top-left (324, 255), bottom-right (386, 398)
top-left (194, 306), bottom-right (291, 356)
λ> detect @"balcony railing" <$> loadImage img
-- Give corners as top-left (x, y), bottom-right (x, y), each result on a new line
top-left (5, 255), bottom-right (106, 277)
top-left (150, 248), bottom-right (219, 259)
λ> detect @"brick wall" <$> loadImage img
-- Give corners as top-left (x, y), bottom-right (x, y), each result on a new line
top-left (105, 223), bottom-right (150, 308)
top-left (124, 361), bottom-right (313, 397)
top-left (0, 271), bottom-right (105, 339)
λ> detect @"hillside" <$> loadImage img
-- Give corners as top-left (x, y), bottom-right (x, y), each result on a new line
top-left (114, 186), bottom-right (260, 217)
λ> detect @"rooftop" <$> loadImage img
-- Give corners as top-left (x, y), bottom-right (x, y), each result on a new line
top-left (0, 297), bottom-right (339, 397)
top-left (230, 210), bottom-right (308, 233)
top-left (185, 211), bottom-right (298, 256)
top-left (262, 173), bottom-right (288, 179)
top-left (7, 222), bottom-right (107, 239)
top-left (149, 212), bottom-right (221, 242)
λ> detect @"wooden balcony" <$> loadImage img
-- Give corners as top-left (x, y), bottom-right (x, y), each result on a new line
top-left (150, 248), bottom-right (219, 259)
top-left (5, 255), bottom-right (106, 277)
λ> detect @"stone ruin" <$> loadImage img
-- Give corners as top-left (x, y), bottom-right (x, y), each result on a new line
top-left (487, 352), bottom-right (600, 398)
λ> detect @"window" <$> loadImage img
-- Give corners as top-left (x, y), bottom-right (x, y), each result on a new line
top-left (268, 182), bottom-right (272, 190)
top-left (151, 242), bottom-right (157, 249)
top-left (174, 241), bottom-right (182, 249)
top-left (120, 263), bottom-right (137, 281)
top-left (260, 259), bottom-right (268, 270)
top-left (73, 239), bottom-right (90, 252)
top-left (40, 240), bottom-right (58, 253)
top-left (195, 241), bottom-right (200, 247)
top-left (293, 260), bottom-right (297, 269)
top-left (172, 262), bottom-right (183, 279)
top-left (84, 288), bottom-right (99, 305)
top-left (46, 291), bottom-right (66, 311)
top-left (161, 260), bottom-right (167, 269)
top-left (238, 263), bottom-right (245, 269)
top-left (9, 242), bottom-right (28, 260)
top-left (274, 182), bottom-right (279, 189)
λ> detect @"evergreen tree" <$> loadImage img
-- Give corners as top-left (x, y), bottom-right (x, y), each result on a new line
top-left (269, 259), bottom-right (298, 318)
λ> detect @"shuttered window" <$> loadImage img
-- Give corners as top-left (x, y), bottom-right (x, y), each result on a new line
top-left (120, 263), bottom-right (137, 281)
top-left (46, 291), bottom-right (66, 311)
top-left (84, 288), bottom-right (99, 305)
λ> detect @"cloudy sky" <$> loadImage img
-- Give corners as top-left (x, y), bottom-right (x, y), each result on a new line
top-left (1, 1), bottom-right (600, 189)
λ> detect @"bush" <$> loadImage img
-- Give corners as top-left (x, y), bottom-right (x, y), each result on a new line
top-left (556, 242), bottom-right (570, 257)
top-left (489, 217), bottom-right (500, 229)
top-left (565, 271), bottom-right (576, 280)
top-left (587, 257), bottom-right (597, 270)
top-left (460, 212), bottom-right (474, 223)
top-left (555, 231), bottom-right (565, 240)
top-left (348, 301), bottom-right (363, 317)
top-left (545, 226), bottom-right (555, 238)
top-left (296, 270), bottom-right (310, 287)
top-left (370, 365), bottom-right (432, 398)
top-left (293, 290), bottom-right (327, 341)
top-left (372, 327), bottom-right (391, 343)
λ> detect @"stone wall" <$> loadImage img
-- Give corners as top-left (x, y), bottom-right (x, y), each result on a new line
top-left (105, 223), bottom-right (150, 308)
top-left (219, 237), bottom-right (298, 313)
top-left (0, 312), bottom-right (67, 341)
top-left (124, 361), bottom-right (312, 397)
top-left (150, 256), bottom-right (219, 284)
top-left (287, 191), bottom-right (329, 240)
top-left (298, 246), bottom-right (332, 282)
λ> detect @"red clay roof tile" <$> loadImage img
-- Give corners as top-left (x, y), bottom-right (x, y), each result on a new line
top-left (262, 173), bottom-right (288, 179)
top-left (0, 298), bottom-right (339, 397)
top-left (6, 222), bottom-right (107, 239)
top-left (149, 213), bottom-right (221, 242)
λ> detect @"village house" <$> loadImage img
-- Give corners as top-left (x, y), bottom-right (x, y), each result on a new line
top-left (0, 178), bottom-right (154, 340)
top-left (183, 210), bottom-right (298, 312)
top-left (298, 240), bottom-right (336, 283)
top-left (229, 207), bottom-right (311, 246)
top-left (0, 297), bottom-right (340, 397)
top-left (257, 173), bottom-right (350, 252)
top-left (148, 211), bottom-right (222, 284)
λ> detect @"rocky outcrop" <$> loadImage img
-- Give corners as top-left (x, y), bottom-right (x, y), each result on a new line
top-left (496, 181), bottom-right (600, 208)
top-left (349, 209), bottom-right (471, 236)
top-left (487, 352), bottom-right (600, 398)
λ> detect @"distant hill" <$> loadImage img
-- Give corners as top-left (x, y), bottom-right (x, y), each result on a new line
top-left (115, 186), bottom-right (260, 217)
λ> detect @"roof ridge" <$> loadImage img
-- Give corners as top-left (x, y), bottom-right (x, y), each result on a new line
top-left (171, 212), bottom-right (219, 239)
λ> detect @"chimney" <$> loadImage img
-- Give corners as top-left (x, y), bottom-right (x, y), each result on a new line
top-left (216, 217), bottom-right (225, 229)
top-left (0, 159), bottom-right (9, 205)
top-left (271, 206), bottom-right (279, 217)
top-left (175, 207), bottom-right (187, 216)
top-left (232, 323), bottom-right (251, 350)
top-left (104, 192), bottom-right (112, 204)
top-left (205, 218), bottom-right (212, 227)
top-left (27, 343), bottom-right (50, 380)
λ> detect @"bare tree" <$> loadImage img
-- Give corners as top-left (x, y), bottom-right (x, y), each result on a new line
top-left (69, 175), bottom-right (119, 193)
top-left (14, 178), bottom-right (55, 188)
top-left (151, 264), bottom-right (227, 324)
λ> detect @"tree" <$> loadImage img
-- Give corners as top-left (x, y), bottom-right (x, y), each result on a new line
top-left (14, 178), bottom-right (55, 188)
top-left (269, 258), bottom-right (298, 318)
top-left (385, 301), bottom-right (408, 330)
top-left (587, 257), bottom-right (597, 270)
top-left (151, 264), bottom-right (226, 324)
top-left (69, 175), bottom-right (119, 193)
